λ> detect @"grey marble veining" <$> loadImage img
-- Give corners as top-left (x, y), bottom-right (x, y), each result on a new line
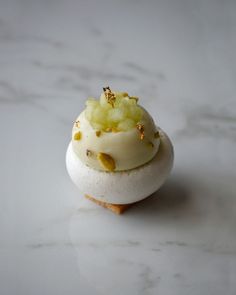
top-left (0, 0), bottom-right (236, 294)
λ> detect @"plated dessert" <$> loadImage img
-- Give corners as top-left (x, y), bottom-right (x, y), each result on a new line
top-left (66, 87), bottom-right (174, 213)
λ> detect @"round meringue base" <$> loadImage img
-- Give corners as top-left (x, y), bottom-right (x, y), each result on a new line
top-left (66, 129), bottom-right (174, 205)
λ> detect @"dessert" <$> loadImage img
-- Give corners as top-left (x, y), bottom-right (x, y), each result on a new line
top-left (66, 87), bottom-right (174, 212)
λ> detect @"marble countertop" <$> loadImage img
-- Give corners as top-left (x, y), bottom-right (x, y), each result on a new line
top-left (1, 0), bottom-right (236, 294)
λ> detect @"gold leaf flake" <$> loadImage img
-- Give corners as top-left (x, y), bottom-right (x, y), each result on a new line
top-left (74, 120), bottom-right (80, 128)
top-left (97, 152), bottom-right (116, 171)
top-left (74, 131), bottom-right (82, 140)
top-left (103, 86), bottom-right (116, 108)
top-left (136, 123), bottom-right (145, 140)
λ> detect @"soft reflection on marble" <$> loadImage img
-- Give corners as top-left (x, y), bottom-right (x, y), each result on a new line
top-left (68, 174), bottom-right (236, 294)
top-left (0, 0), bottom-right (236, 294)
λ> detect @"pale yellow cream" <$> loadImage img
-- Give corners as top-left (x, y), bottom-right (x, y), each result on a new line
top-left (71, 90), bottom-right (160, 171)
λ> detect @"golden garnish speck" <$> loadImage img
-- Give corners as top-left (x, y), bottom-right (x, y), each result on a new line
top-left (96, 130), bottom-right (101, 137)
top-left (74, 120), bottom-right (80, 128)
top-left (74, 131), bottom-right (82, 140)
top-left (136, 123), bottom-right (145, 140)
top-left (103, 86), bottom-right (116, 108)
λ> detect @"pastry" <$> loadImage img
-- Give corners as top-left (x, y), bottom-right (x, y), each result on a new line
top-left (66, 87), bottom-right (174, 212)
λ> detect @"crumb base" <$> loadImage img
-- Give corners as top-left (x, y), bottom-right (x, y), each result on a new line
top-left (85, 194), bottom-right (133, 214)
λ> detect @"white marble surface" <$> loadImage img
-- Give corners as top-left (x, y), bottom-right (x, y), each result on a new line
top-left (1, 0), bottom-right (236, 294)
